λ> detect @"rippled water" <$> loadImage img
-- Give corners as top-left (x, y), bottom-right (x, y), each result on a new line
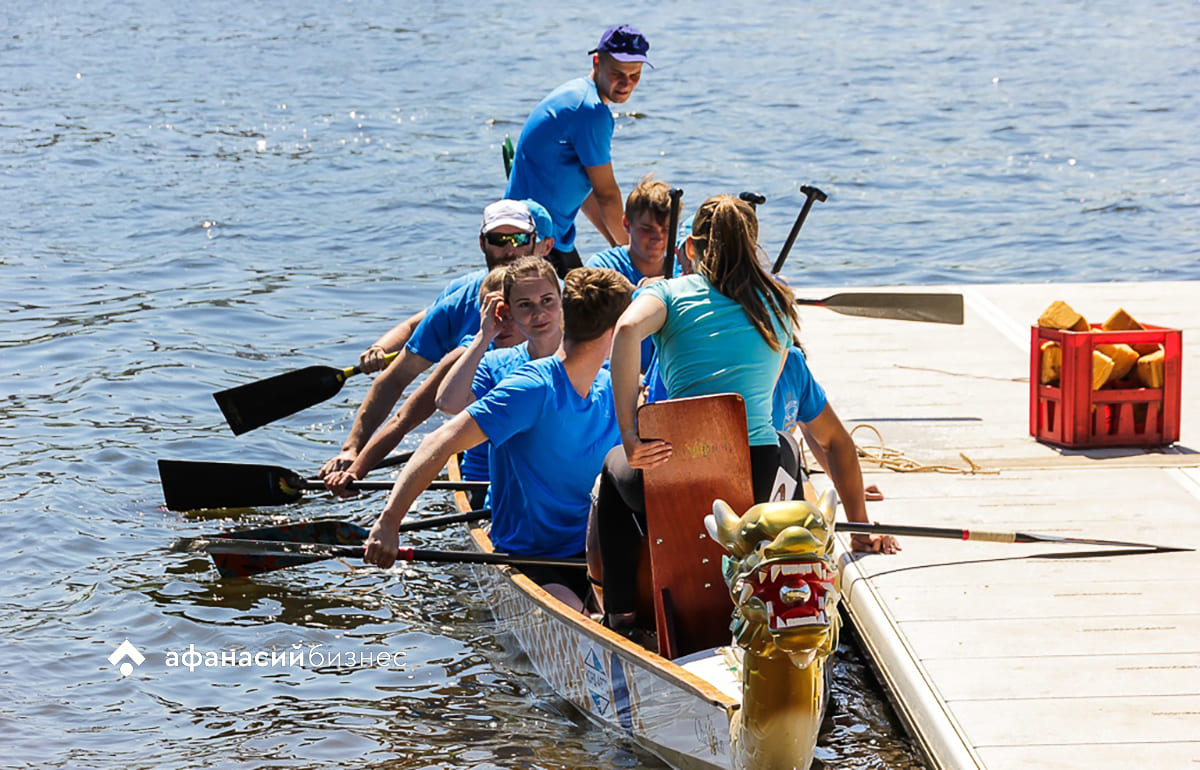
top-left (3, 0), bottom-right (1197, 767)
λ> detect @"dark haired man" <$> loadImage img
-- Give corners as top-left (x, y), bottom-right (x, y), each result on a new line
top-left (505, 25), bottom-right (651, 278)
top-left (363, 268), bottom-right (635, 608)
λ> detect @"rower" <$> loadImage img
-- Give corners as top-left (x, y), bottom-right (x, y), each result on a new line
top-left (505, 25), bottom-right (652, 277)
top-left (363, 268), bottom-right (635, 610)
top-left (594, 195), bottom-right (899, 643)
top-left (584, 174), bottom-right (672, 286)
top-left (435, 256), bottom-right (565, 508)
top-left (320, 199), bottom-right (542, 477)
top-left (585, 174), bottom-right (674, 373)
top-left (322, 266), bottom-right (519, 498)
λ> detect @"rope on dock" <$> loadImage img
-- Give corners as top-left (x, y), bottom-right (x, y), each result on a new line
top-left (848, 424), bottom-right (998, 475)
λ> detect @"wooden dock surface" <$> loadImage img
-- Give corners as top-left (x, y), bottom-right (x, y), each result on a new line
top-left (795, 281), bottom-right (1200, 769)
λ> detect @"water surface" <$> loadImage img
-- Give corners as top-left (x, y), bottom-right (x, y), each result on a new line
top-left (2, 0), bottom-right (1197, 767)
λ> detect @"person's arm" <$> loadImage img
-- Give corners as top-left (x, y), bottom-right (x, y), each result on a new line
top-left (364, 412), bottom-right (488, 569)
top-left (319, 348), bottom-right (432, 477)
top-left (582, 163), bottom-right (628, 247)
top-left (436, 293), bottom-right (504, 414)
top-left (325, 349), bottom-right (464, 495)
top-left (359, 311), bottom-right (426, 372)
top-left (802, 404), bottom-right (900, 554)
top-left (611, 294), bottom-right (671, 469)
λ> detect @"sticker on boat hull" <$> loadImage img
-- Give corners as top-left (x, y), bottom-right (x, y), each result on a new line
top-left (610, 651), bottom-right (633, 732)
top-left (581, 642), bottom-right (634, 732)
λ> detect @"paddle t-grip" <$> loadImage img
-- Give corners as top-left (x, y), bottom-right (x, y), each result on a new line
top-left (663, 187), bottom-right (684, 279)
top-left (772, 185), bottom-right (827, 275)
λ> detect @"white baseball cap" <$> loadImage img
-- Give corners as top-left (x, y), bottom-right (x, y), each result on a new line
top-left (481, 199), bottom-right (536, 234)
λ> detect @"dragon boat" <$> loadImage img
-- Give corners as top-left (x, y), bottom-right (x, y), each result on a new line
top-left (452, 394), bottom-right (844, 770)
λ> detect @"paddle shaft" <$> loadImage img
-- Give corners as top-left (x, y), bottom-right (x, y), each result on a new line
top-left (399, 508), bottom-right (491, 532)
top-left (192, 537), bottom-right (585, 569)
top-left (663, 187), bottom-right (683, 279)
top-left (298, 478), bottom-right (486, 493)
top-left (840, 522), bottom-right (1181, 551)
top-left (771, 185), bottom-right (827, 274)
top-left (370, 451), bottom-right (414, 472)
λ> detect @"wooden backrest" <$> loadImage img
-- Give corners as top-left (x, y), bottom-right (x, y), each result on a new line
top-left (638, 394), bottom-right (754, 658)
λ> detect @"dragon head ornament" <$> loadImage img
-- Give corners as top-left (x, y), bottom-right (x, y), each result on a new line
top-left (706, 491), bottom-right (841, 669)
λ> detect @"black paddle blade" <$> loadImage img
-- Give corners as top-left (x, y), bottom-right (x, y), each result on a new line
top-left (797, 292), bottom-right (965, 325)
top-left (209, 520), bottom-right (368, 578)
top-left (158, 459), bottom-right (305, 511)
top-left (213, 364), bottom-right (353, 435)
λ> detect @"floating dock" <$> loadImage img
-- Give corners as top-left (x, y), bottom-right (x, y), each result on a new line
top-left (796, 281), bottom-right (1200, 769)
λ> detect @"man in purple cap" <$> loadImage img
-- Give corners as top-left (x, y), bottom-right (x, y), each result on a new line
top-left (505, 25), bottom-right (651, 279)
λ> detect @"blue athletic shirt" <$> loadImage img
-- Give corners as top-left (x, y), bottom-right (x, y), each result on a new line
top-left (466, 356), bottom-right (620, 557)
top-left (773, 346), bottom-right (828, 433)
top-left (641, 274), bottom-right (789, 446)
top-left (457, 343), bottom-right (534, 482)
top-left (588, 245), bottom-right (648, 369)
top-left (585, 245), bottom-right (644, 285)
top-left (406, 272), bottom-right (485, 363)
top-left (505, 77), bottom-right (613, 253)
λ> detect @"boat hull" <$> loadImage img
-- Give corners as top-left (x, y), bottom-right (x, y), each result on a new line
top-left (465, 525), bottom-right (737, 769)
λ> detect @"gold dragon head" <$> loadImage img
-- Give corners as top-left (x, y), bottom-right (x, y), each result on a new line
top-left (706, 491), bottom-right (841, 668)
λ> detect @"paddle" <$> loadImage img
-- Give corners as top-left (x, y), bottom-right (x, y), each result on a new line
top-left (173, 510), bottom-right (496, 577)
top-left (738, 191), bottom-right (766, 208)
top-left (214, 352), bottom-right (399, 435)
top-left (371, 450), bottom-right (414, 471)
top-left (158, 459), bottom-right (486, 511)
top-left (175, 535), bottom-right (583, 578)
top-left (771, 185), bottom-right (827, 274)
top-left (794, 292), bottom-right (964, 325)
top-left (663, 187), bottom-right (683, 279)
top-left (839, 522), bottom-right (1188, 552)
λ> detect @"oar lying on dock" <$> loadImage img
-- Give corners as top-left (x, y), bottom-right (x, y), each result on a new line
top-left (157, 459), bottom-right (486, 512)
top-left (794, 292), bottom-right (964, 325)
top-left (213, 352), bottom-right (398, 435)
top-left (839, 522), bottom-right (1189, 552)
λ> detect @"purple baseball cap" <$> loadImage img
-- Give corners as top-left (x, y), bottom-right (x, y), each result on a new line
top-left (589, 25), bottom-right (652, 67)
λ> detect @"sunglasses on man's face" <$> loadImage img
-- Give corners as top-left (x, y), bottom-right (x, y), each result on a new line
top-left (485, 230), bottom-right (534, 248)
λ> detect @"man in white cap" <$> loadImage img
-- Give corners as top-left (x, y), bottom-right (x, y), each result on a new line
top-left (505, 25), bottom-right (651, 278)
top-left (321, 199), bottom-right (540, 476)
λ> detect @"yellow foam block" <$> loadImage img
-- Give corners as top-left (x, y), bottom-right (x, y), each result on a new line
top-left (1136, 349), bottom-right (1166, 388)
top-left (1039, 341), bottom-right (1062, 384)
top-left (1095, 343), bottom-right (1139, 382)
top-left (1091, 350), bottom-right (1114, 390)
top-left (1038, 300), bottom-right (1090, 331)
top-left (1101, 308), bottom-right (1159, 355)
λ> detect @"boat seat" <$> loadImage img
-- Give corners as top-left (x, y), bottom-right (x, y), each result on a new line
top-left (638, 393), bottom-right (754, 659)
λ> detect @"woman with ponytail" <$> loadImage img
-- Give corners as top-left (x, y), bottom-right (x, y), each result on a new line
top-left (593, 194), bottom-right (895, 641)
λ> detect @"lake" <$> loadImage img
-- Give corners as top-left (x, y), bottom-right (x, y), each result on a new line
top-left (1, 0), bottom-right (1196, 767)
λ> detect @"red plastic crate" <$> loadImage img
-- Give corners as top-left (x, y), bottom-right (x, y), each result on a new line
top-left (1030, 324), bottom-right (1182, 448)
